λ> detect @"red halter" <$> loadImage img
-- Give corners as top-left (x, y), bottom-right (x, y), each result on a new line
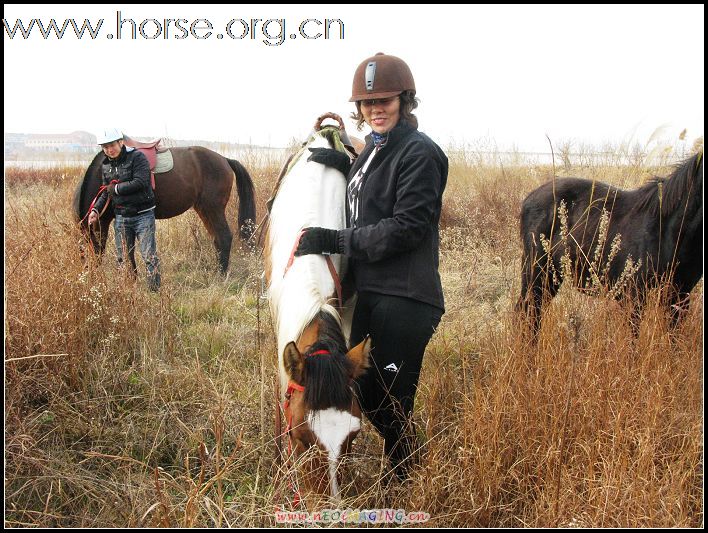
top-left (282, 349), bottom-right (331, 441)
top-left (283, 349), bottom-right (331, 408)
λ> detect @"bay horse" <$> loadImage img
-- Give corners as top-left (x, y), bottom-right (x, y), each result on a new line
top-left (517, 151), bottom-right (703, 336)
top-left (73, 145), bottom-right (256, 273)
top-left (264, 114), bottom-right (370, 502)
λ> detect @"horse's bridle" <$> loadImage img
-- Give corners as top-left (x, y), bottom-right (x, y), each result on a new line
top-left (282, 347), bottom-right (361, 445)
top-left (283, 349), bottom-right (330, 413)
top-left (280, 348), bottom-right (331, 506)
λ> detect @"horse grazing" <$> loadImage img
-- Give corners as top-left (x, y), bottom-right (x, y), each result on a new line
top-left (517, 151), bottom-right (703, 335)
top-left (264, 114), bottom-right (369, 502)
top-left (73, 145), bottom-right (256, 273)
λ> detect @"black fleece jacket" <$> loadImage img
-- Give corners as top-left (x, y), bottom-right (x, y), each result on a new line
top-left (93, 146), bottom-right (154, 217)
top-left (338, 121), bottom-right (448, 311)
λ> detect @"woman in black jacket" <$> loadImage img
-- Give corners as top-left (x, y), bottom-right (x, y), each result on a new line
top-left (296, 53), bottom-right (448, 480)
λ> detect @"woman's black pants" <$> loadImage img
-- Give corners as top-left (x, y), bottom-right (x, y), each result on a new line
top-left (350, 291), bottom-right (442, 479)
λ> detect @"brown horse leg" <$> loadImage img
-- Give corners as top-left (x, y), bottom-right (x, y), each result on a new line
top-left (195, 208), bottom-right (233, 274)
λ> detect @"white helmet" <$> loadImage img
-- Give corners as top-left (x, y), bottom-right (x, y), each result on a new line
top-left (96, 127), bottom-right (123, 145)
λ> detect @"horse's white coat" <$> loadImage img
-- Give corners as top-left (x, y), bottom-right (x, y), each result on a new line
top-left (307, 408), bottom-right (361, 498)
top-left (267, 134), bottom-right (349, 394)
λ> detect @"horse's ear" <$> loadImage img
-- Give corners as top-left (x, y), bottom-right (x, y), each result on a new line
top-left (346, 335), bottom-right (371, 379)
top-left (283, 341), bottom-right (305, 385)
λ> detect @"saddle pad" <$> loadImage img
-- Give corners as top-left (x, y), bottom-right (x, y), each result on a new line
top-left (154, 149), bottom-right (174, 174)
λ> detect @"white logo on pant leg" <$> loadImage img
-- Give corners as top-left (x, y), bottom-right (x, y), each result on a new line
top-left (384, 363), bottom-right (398, 372)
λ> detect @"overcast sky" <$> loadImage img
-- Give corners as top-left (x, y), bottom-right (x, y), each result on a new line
top-left (3, 4), bottom-right (704, 153)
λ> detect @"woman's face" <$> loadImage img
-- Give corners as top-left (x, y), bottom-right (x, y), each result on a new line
top-left (360, 96), bottom-right (400, 134)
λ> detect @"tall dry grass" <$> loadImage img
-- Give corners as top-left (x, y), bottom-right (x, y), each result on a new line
top-left (4, 146), bottom-right (702, 527)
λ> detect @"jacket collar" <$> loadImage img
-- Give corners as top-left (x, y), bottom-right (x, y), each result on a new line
top-left (350, 121), bottom-right (416, 177)
top-left (363, 120), bottom-right (416, 153)
top-left (103, 145), bottom-right (128, 165)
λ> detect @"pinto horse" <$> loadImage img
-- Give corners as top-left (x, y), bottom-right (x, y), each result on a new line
top-left (517, 151), bottom-right (703, 335)
top-left (73, 145), bottom-right (256, 273)
top-left (264, 114), bottom-right (369, 501)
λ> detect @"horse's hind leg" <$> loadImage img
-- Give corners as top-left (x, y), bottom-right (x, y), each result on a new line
top-left (195, 207), bottom-right (233, 273)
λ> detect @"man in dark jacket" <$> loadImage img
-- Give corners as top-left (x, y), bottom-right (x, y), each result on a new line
top-left (88, 128), bottom-right (161, 291)
top-left (295, 53), bottom-right (447, 480)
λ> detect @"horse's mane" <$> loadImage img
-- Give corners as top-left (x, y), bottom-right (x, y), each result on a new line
top-left (257, 127), bottom-right (345, 248)
top-left (269, 259), bottom-right (342, 353)
top-left (632, 151), bottom-right (703, 217)
top-left (302, 310), bottom-right (352, 411)
top-left (660, 151), bottom-right (703, 217)
top-left (267, 126), bottom-right (349, 347)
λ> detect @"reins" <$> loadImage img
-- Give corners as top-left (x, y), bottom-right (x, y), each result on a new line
top-left (78, 179), bottom-right (118, 226)
top-left (282, 230), bottom-right (344, 308)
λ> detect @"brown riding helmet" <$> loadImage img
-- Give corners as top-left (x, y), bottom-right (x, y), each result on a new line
top-left (350, 53), bottom-right (416, 102)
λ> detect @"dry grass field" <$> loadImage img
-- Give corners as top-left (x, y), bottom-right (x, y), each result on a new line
top-left (4, 144), bottom-right (703, 527)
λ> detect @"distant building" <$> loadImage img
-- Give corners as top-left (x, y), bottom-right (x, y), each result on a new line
top-left (24, 131), bottom-right (97, 152)
top-left (4, 130), bottom-right (97, 157)
top-left (4, 133), bottom-right (27, 156)
top-left (4, 131), bottom-right (285, 162)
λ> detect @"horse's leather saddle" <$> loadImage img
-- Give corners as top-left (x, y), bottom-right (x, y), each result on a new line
top-left (122, 135), bottom-right (174, 187)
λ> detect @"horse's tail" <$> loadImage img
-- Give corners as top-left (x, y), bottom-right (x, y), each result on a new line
top-left (226, 158), bottom-right (257, 242)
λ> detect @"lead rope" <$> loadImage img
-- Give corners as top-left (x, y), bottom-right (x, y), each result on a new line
top-left (78, 179), bottom-right (119, 226)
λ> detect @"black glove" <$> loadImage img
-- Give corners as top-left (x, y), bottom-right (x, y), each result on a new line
top-left (307, 147), bottom-right (352, 176)
top-left (294, 227), bottom-right (341, 256)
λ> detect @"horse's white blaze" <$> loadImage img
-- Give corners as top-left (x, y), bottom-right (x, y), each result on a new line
top-left (267, 134), bottom-right (349, 394)
top-left (307, 408), bottom-right (361, 497)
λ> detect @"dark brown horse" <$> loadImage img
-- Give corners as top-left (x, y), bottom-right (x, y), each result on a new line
top-left (73, 146), bottom-right (256, 273)
top-left (517, 151), bottom-right (703, 335)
